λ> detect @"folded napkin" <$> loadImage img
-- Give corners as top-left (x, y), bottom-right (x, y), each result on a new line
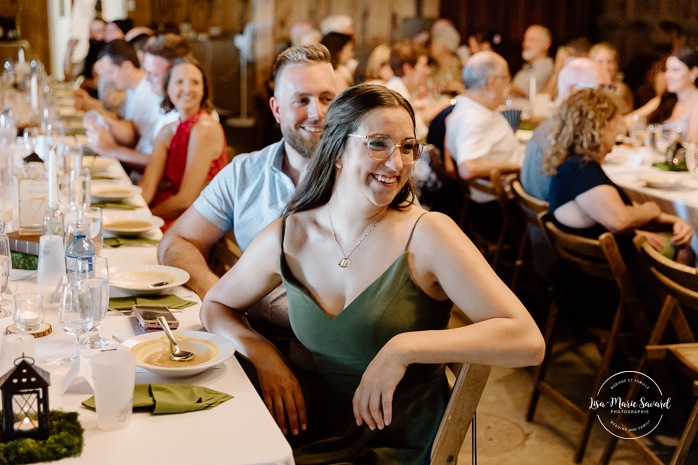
top-left (82, 384), bottom-right (232, 414)
top-left (109, 294), bottom-right (197, 311)
top-left (652, 161), bottom-right (688, 172)
top-left (91, 202), bottom-right (141, 210)
top-left (104, 236), bottom-right (160, 248)
top-left (90, 175), bottom-right (117, 181)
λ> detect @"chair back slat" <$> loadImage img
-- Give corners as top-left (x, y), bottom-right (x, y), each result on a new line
top-left (541, 213), bottom-right (612, 280)
top-left (511, 179), bottom-right (548, 222)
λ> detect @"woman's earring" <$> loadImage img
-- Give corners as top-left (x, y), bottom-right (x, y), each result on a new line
top-left (335, 162), bottom-right (342, 169)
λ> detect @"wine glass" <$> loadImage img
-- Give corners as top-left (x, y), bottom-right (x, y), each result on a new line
top-left (77, 256), bottom-right (110, 348)
top-left (58, 281), bottom-right (93, 365)
top-left (0, 233), bottom-right (12, 318)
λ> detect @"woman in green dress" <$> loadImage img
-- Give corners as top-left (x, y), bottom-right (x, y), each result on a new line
top-left (202, 85), bottom-right (544, 464)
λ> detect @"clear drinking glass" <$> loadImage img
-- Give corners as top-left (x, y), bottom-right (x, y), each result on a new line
top-left (0, 234), bottom-right (12, 318)
top-left (58, 281), bottom-right (93, 365)
top-left (77, 256), bottom-right (110, 348)
top-left (69, 167), bottom-right (91, 211)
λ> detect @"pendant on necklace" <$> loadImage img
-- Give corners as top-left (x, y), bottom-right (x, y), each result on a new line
top-left (338, 258), bottom-right (350, 268)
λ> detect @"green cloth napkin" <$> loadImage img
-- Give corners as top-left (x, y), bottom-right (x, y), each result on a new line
top-left (82, 384), bottom-right (232, 414)
top-left (652, 161), bottom-right (688, 172)
top-left (109, 294), bottom-right (197, 311)
top-left (91, 202), bottom-right (141, 210)
top-left (104, 236), bottom-right (160, 248)
top-left (90, 175), bottom-right (117, 180)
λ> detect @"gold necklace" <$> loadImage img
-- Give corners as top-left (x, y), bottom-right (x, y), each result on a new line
top-left (327, 206), bottom-right (386, 268)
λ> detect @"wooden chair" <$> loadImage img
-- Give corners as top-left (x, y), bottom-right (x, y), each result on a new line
top-left (431, 310), bottom-right (491, 465)
top-left (208, 231), bottom-right (243, 277)
top-left (509, 178), bottom-right (550, 291)
top-left (600, 235), bottom-right (698, 465)
top-left (461, 170), bottom-right (518, 274)
top-left (527, 214), bottom-right (650, 463)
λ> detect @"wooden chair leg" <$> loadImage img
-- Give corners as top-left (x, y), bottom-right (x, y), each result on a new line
top-left (527, 300), bottom-right (559, 421)
top-left (574, 301), bottom-right (625, 463)
top-left (671, 397), bottom-right (698, 465)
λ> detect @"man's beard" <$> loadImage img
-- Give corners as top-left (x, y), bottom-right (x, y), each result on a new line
top-left (282, 125), bottom-right (320, 159)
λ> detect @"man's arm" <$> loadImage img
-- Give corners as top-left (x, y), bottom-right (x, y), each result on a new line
top-left (87, 125), bottom-right (150, 168)
top-left (457, 158), bottom-right (521, 180)
top-left (158, 207), bottom-right (227, 299)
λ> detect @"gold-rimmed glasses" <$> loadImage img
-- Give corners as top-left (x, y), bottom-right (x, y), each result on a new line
top-left (348, 134), bottom-right (424, 164)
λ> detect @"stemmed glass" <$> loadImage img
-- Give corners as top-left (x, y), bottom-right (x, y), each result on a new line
top-left (0, 233), bottom-right (12, 318)
top-left (58, 281), bottom-right (93, 365)
top-left (77, 256), bottom-right (110, 348)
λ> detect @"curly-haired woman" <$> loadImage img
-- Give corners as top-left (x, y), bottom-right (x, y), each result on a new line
top-left (543, 88), bottom-right (692, 253)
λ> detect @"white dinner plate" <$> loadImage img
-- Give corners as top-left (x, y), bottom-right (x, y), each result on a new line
top-left (81, 156), bottom-right (112, 174)
top-left (638, 174), bottom-right (684, 189)
top-left (91, 185), bottom-right (143, 201)
top-left (109, 265), bottom-right (190, 295)
top-left (103, 216), bottom-right (164, 235)
top-left (121, 330), bottom-right (235, 378)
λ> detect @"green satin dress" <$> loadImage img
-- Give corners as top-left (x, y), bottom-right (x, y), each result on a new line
top-left (280, 214), bottom-right (453, 465)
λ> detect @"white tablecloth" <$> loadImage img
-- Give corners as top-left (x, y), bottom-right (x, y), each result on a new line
top-left (5, 158), bottom-right (294, 465)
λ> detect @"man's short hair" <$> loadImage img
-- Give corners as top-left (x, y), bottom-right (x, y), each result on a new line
top-left (461, 51), bottom-right (505, 90)
top-left (390, 39), bottom-right (427, 77)
top-left (272, 43), bottom-right (332, 85)
top-left (142, 33), bottom-right (190, 61)
top-left (98, 39), bottom-right (140, 67)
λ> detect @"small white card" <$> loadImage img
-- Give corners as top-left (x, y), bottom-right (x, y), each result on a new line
top-left (62, 355), bottom-right (95, 395)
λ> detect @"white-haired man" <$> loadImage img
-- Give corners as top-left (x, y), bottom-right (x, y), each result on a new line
top-left (520, 57), bottom-right (611, 200)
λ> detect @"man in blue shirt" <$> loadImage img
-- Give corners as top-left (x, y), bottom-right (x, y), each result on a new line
top-left (158, 44), bottom-right (337, 365)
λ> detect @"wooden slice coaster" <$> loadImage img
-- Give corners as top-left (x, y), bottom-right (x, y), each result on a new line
top-left (5, 322), bottom-right (53, 338)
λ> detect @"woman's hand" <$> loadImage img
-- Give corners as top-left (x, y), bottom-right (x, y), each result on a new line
top-left (256, 353), bottom-right (307, 436)
top-left (352, 340), bottom-right (409, 431)
top-left (671, 218), bottom-right (693, 246)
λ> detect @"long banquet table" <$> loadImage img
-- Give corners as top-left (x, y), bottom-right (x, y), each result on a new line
top-left (602, 145), bottom-right (698, 256)
top-left (6, 157), bottom-right (295, 465)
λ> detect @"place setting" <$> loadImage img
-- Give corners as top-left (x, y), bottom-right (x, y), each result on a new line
top-left (102, 214), bottom-right (164, 247)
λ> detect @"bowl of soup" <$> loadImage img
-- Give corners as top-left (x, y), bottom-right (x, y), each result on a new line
top-left (121, 330), bottom-right (236, 378)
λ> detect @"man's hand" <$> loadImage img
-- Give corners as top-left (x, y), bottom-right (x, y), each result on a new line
top-left (86, 124), bottom-right (118, 154)
top-left (74, 88), bottom-right (103, 112)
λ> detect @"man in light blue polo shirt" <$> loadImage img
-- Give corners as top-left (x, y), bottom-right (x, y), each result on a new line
top-left (158, 44), bottom-right (337, 360)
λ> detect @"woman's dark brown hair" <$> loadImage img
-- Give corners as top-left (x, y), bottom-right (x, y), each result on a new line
top-left (648, 47), bottom-right (698, 124)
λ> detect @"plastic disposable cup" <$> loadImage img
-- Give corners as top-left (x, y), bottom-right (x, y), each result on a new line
top-left (92, 350), bottom-right (136, 430)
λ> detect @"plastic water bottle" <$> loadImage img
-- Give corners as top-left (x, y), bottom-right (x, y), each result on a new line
top-left (65, 227), bottom-right (95, 282)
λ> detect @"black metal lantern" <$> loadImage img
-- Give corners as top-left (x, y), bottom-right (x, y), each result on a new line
top-left (0, 356), bottom-right (50, 440)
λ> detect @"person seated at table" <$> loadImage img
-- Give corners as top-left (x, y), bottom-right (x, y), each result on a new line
top-left (544, 88), bottom-right (692, 255)
top-left (321, 32), bottom-right (355, 92)
top-left (64, 17), bottom-right (106, 99)
top-left (158, 45), bottom-right (338, 387)
top-left (201, 84), bottom-right (544, 463)
top-left (589, 42), bottom-right (633, 115)
top-left (82, 39), bottom-right (164, 172)
top-left (521, 57), bottom-right (610, 201)
top-left (628, 47), bottom-right (698, 144)
top-left (139, 57), bottom-right (227, 230)
top-left (509, 25), bottom-right (554, 98)
top-left (429, 19), bottom-right (465, 96)
top-left (361, 43), bottom-right (393, 85)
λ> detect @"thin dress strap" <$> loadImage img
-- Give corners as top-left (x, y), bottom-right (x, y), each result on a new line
top-left (404, 212), bottom-right (429, 252)
top-left (281, 216), bottom-right (288, 254)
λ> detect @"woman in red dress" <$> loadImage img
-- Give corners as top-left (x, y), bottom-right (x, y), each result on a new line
top-left (140, 57), bottom-right (228, 230)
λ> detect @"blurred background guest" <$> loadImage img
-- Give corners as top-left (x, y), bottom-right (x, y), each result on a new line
top-left (589, 42), bottom-right (633, 115)
top-left (362, 43), bottom-right (393, 85)
top-left (509, 24), bottom-right (554, 98)
top-left (321, 32), bottom-right (355, 92)
top-left (140, 58), bottom-right (228, 230)
top-left (631, 47), bottom-right (698, 144)
top-left (429, 19), bottom-right (465, 95)
top-left (63, 17), bottom-right (106, 98)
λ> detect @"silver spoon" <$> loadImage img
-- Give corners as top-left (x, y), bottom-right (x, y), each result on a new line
top-left (156, 316), bottom-right (194, 361)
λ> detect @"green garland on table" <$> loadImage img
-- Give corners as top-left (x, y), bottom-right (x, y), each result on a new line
top-left (11, 252), bottom-right (38, 271)
top-left (0, 411), bottom-right (84, 465)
